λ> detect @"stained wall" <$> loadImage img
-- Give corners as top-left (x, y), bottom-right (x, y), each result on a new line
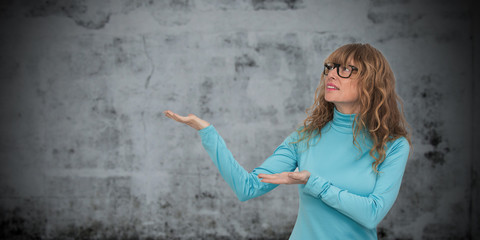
top-left (0, 0), bottom-right (476, 239)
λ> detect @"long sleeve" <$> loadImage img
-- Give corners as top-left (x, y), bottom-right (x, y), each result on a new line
top-left (198, 125), bottom-right (298, 202)
top-left (302, 137), bottom-right (410, 229)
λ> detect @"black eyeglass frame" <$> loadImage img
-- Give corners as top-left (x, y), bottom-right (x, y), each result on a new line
top-left (323, 63), bottom-right (359, 79)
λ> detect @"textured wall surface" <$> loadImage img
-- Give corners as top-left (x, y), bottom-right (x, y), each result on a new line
top-left (0, 0), bottom-right (477, 239)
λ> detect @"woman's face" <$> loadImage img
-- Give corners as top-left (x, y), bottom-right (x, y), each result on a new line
top-left (323, 60), bottom-right (360, 114)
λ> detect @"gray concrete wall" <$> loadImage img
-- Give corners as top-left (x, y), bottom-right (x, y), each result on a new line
top-left (0, 0), bottom-right (476, 239)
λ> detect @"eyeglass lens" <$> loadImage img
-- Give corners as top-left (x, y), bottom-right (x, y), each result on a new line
top-left (324, 63), bottom-right (355, 78)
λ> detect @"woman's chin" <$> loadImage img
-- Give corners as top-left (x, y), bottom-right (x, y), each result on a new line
top-left (324, 96), bottom-right (336, 103)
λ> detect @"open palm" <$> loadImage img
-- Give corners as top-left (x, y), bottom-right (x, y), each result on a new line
top-left (163, 110), bottom-right (211, 131)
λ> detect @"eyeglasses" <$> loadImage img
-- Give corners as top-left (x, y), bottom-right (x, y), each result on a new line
top-left (323, 62), bottom-right (358, 78)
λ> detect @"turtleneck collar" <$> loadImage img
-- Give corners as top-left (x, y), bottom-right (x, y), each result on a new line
top-left (331, 107), bottom-right (357, 134)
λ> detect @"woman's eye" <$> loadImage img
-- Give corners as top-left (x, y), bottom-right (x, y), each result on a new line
top-left (341, 67), bottom-right (350, 72)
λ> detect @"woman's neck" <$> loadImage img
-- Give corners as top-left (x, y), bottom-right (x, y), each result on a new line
top-left (334, 104), bottom-right (360, 114)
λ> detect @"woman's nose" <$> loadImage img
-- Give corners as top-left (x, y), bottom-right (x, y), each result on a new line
top-left (327, 68), bottom-right (338, 78)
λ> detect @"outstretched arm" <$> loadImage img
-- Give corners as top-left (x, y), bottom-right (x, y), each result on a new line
top-left (164, 110), bottom-right (299, 201)
top-left (198, 125), bottom-right (298, 201)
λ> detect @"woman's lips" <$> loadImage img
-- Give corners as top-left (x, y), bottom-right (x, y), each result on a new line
top-left (326, 83), bottom-right (339, 90)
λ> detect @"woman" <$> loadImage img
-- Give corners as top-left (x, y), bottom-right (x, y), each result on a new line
top-left (164, 43), bottom-right (411, 239)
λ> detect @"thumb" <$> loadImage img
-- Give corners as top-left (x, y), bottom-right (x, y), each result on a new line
top-left (288, 172), bottom-right (300, 180)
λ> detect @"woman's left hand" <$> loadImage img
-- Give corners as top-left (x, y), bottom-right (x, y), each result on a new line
top-left (258, 170), bottom-right (311, 185)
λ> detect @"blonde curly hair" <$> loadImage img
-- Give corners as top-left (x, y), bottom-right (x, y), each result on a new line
top-left (293, 43), bottom-right (412, 173)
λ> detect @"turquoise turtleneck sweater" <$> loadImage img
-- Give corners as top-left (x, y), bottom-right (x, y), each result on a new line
top-left (198, 107), bottom-right (410, 239)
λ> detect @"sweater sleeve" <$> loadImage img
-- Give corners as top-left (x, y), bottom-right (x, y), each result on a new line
top-left (198, 125), bottom-right (298, 202)
top-left (303, 137), bottom-right (410, 229)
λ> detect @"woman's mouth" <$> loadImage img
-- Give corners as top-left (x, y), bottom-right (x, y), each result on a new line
top-left (326, 84), bottom-right (339, 90)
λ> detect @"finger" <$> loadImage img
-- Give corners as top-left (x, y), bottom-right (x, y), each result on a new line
top-left (288, 173), bottom-right (300, 180)
top-left (170, 112), bottom-right (186, 122)
top-left (164, 110), bottom-right (177, 119)
top-left (257, 173), bottom-right (278, 179)
top-left (166, 111), bottom-right (189, 123)
top-left (260, 179), bottom-right (283, 184)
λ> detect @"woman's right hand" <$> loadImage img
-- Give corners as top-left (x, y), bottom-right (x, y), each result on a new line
top-left (163, 110), bottom-right (211, 131)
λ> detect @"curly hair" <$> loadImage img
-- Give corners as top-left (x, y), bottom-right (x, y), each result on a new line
top-left (293, 43), bottom-right (412, 173)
